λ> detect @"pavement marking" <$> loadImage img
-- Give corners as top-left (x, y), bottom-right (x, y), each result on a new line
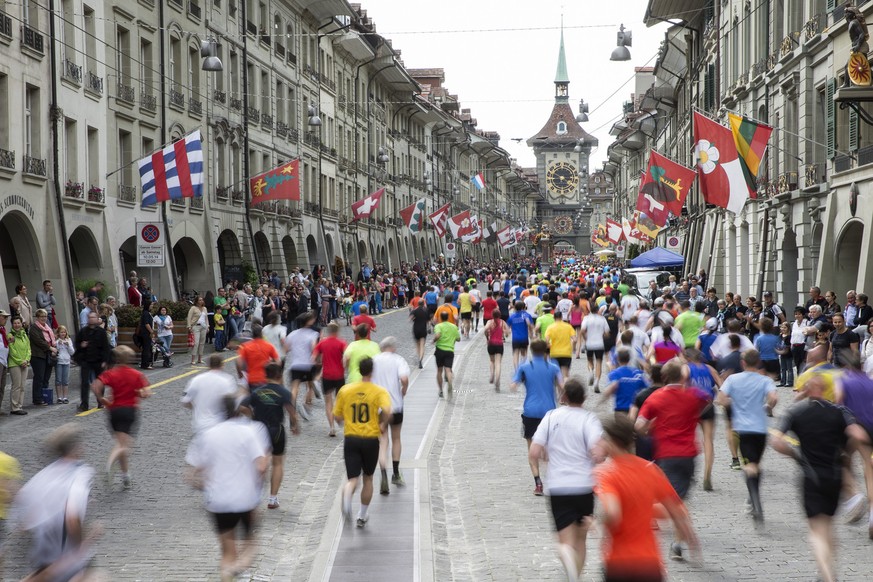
top-left (75, 354), bottom-right (239, 417)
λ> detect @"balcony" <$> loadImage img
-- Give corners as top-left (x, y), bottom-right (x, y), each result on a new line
top-left (276, 122), bottom-right (288, 137)
top-left (835, 154), bottom-right (853, 173)
top-left (64, 181), bottom-right (84, 199)
top-left (231, 190), bottom-right (244, 204)
top-left (288, 127), bottom-right (299, 142)
top-left (62, 59), bottom-right (82, 84)
top-left (804, 163), bottom-right (826, 187)
top-left (0, 148), bottom-right (14, 171)
top-left (116, 82), bottom-right (135, 104)
top-left (140, 92), bottom-right (157, 112)
top-left (168, 0), bottom-right (182, 7)
top-left (21, 24), bottom-right (44, 55)
top-left (23, 155), bottom-right (46, 177)
top-left (169, 87), bottom-right (184, 109)
top-left (171, 197), bottom-right (186, 209)
top-left (216, 186), bottom-right (229, 201)
top-left (804, 13), bottom-right (824, 41)
top-left (190, 196), bottom-right (203, 210)
top-left (246, 21), bottom-right (256, 35)
top-left (260, 112), bottom-right (273, 128)
top-left (0, 12), bottom-right (11, 39)
top-left (213, 89), bottom-right (226, 104)
top-left (259, 30), bottom-right (270, 46)
top-left (86, 71), bottom-right (103, 95)
top-left (230, 97), bottom-right (242, 110)
top-left (859, 144), bottom-right (873, 167)
top-left (118, 184), bottom-right (137, 203)
top-left (276, 44), bottom-right (285, 58)
top-left (288, 53), bottom-right (297, 66)
top-left (187, 0), bottom-right (201, 19)
top-left (338, 94), bottom-right (347, 111)
top-left (246, 105), bottom-right (260, 122)
top-left (776, 171), bottom-right (798, 194)
top-left (87, 185), bottom-right (104, 203)
top-left (189, 97), bottom-right (202, 115)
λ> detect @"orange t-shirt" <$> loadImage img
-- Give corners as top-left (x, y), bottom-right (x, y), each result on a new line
top-left (594, 454), bottom-right (680, 579)
top-left (237, 338), bottom-right (279, 385)
top-left (433, 304), bottom-right (458, 325)
top-left (409, 296), bottom-right (422, 309)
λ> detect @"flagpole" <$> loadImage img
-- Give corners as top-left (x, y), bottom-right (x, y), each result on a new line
top-left (158, 0), bottom-right (180, 301)
top-left (240, 0), bottom-right (262, 278)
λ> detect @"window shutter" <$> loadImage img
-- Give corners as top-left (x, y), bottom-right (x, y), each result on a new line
top-left (827, 0), bottom-right (836, 11)
top-left (850, 107), bottom-right (859, 152)
top-left (827, 78), bottom-right (836, 159)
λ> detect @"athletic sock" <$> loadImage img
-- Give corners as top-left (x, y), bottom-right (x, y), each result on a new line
top-left (381, 468), bottom-right (388, 479)
top-left (358, 504), bottom-right (369, 519)
top-left (392, 461), bottom-right (400, 475)
top-left (746, 474), bottom-right (762, 516)
top-left (534, 476), bottom-right (542, 487)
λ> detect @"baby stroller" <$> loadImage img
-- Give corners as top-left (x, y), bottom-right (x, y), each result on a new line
top-left (152, 339), bottom-right (174, 368)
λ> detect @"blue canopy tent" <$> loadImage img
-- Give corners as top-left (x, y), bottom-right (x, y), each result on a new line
top-left (629, 247), bottom-right (685, 268)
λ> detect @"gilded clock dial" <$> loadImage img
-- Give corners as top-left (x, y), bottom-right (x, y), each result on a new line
top-left (546, 161), bottom-right (579, 196)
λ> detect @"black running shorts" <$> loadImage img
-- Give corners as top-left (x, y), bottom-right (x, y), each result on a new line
top-left (322, 378), bottom-right (345, 393)
top-left (487, 344), bottom-right (504, 355)
top-left (656, 456), bottom-right (695, 500)
top-left (434, 348), bottom-right (455, 369)
top-left (521, 414), bottom-right (543, 440)
top-left (211, 510), bottom-right (255, 534)
top-left (343, 436), bottom-right (380, 478)
top-left (736, 432), bottom-right (767, 465)
top-left (109, 407), bottom-right (137, 435)
top-left (549, 492), bottom-right (595, 531)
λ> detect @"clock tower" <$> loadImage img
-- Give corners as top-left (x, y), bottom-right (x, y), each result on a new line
top-left (527, 27), bottom-right (597, 254)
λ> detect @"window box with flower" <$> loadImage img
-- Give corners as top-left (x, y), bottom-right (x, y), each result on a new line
top-left (87, 185), bottom-right (105, 203)
top-left (65, 180), bottom-right (84, 199)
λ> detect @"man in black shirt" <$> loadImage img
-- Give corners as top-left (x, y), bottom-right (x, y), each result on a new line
top-left (240, 363), bottom-right (298, 510)
top-left (771, 375), bottom-right (869, 582)
top-left (854, 293), bottom-right (873, 328)
top-left (74, 311), bottom-right (111, 412)
top-left (805, 286), bottom-right (828, 312)
top-left (496, 292), bottom-right (511, 322)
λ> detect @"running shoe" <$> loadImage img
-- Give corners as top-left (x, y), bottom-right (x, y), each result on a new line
top-left (534, 483), bottom-right (544, 496)
top-left (356, 516), bottom-right (368, 529)
top-left (842, 494), bottom-right (866, 524)
top-left (392, 472), bottom-right (405, 486)
top-left (670, 542), bottom-right (684, 561)
top-left (729, 459), bottom-right (742, 470)
top-left (419, 359), bottom-right (423, 369)
top-left (297, 403), bottom-right (311, 421)
top-left (329, 429), bottom-right (337, 437)
top-left (438, 389), bottom-right (444, 398)
top-left (342, 492), bottom-right (353, 523)
top-left (122, 474), bottom-right (132, 490)
top-left (380, 478), bottom-right (390, 496)
top-left (268, 496), bottom-right (279, 509)
top-left (703, 477), bottom-right (713, 492)
top-left (447, 379), bottom-right (453, 394)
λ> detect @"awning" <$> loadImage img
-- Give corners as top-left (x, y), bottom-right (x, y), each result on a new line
top-left (644, 0), bottom-right (709, 27)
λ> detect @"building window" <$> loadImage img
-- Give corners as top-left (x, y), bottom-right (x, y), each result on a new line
top-left (64, 119), bottom-right (77, 181)
top-left (116, 26), bottom-right (131, 85)
top-left (556, 121), bottom-right (567, 135)
top-left (119, 129), bottom-right (133, 187)
top-left (24, 85), bottom-right (40, 156)
top-left (83, 5), bottom-right (96, 72)
top-left (0, 75), bottom-right (8, 150)
top-left (188, 45), bottom-right (200, 99)
top-left (87, 126), bottom-right (98, 188)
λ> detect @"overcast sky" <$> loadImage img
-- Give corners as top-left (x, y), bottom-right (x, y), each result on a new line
top-left (356, 0), bottom-right (668, 170)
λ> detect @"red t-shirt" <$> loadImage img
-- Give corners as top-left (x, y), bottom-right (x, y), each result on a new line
top-left (481, 298), bottom-right (498, 320)
top-left (313, 336), bottom-right (348, 381)
top-left (238, 338), bottom-right (279, 385)
top-left (352, 314), bottom-right (377, 339)
top-left (595, 454), bottom-right (680, 578)
top-left (98, 366), bottom-right (148, 409)
top-left (638, 384), bottom-right (708, 459)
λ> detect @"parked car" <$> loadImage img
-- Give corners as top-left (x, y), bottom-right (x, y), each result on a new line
top-left (622, 268), bottom-right (674, 299)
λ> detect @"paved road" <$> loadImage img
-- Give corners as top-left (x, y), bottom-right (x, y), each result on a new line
top-left (1, 305), bottom-right (872, 581)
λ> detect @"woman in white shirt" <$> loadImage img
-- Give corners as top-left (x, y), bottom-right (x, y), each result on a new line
top-left (581, 305), bottom-right (610, 389)
top-left (154, 306), bottom-right (174, 355)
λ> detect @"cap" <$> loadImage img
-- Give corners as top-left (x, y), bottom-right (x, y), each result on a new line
top-left (0, 310), bottom-right (9, 317)
top-left (705, 318), bottom-right (717, 330)
top-left (763, 291), bottom-right (773, 297)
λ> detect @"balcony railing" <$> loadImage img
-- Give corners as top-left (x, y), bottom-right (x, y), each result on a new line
top-left (859, 144), bottom-right (873, 167)
top-left (230, 97), bottom-right (242, 110)
top-left (804, 164), bottom-right (825, 187)
top-left (777, 171), bottom-right (798, 194)
top-left (187, 0), bottom-right (201, 19)
top-left (216, 186), bottom-right (229, 201)
top-left (0, 12), bottom-right (11, 39)
top-left (213, 89), bottom-right (226, 104)
top-left (116, 82), bottom-right (135, 103)
top-left (21, 24), bottom-right (44, 54)
top-left (140, 92), bottom-right (156, 112)
top-left (169, 87), bottom-right (184, 108)
top-left (190, 196), bottom-right (203, 209)
top-left (288, 127), bottom-right (299, 142)
top-left (276, 122), bottom-right (288, 137)
top-left (288, 53), bottom-right (297, 66)
top-left (23, 155), bottom-right (46, 176)
top-left (189, 97), bottom-right (202, 115)
top-left (835, 154), bottom-right (852, 173)
top-left (261, 113), bottom-right (273, 128)
top-left (247, 105), bottom-right (260, 121)
top-left (168, 0), bottom-right (182, 7)
top-left (65, 181), bottom-right (84, 199)
top-left (231, 190), bottom-right (244, 203)
top-left (275, 44), bottom-right (285, 58)
top-left (804, 13), bottom-right (824, 41)
top-left (118, 184), bottom-right (137, 203)
top-left (779, 34), bottom-right (797, 58)
top-left (259, 30), bottom-right (270, 46)
top-left (303, 132), bottom-right (320, 147)
top-left (246, 21), bottom-right (256, 35)
top-left (87, 186), bottom-right (105, 203)
top-left (62, 59), bottom-right (82, 84)
top-left (0, 148), bottom-right (14, 170)
top-left (86, 71), bottom-right (103, 94)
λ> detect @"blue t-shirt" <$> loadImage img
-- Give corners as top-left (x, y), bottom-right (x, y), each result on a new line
top-left (508, 311), bottom-right (533, 342)
top-left (721, 371), bottom-right (776, 434)
top-left (513, 357), bottom-right (562, 418)
top-left (424, 291), bottom-right (438, 306)
top-left (352, 301), bottom-right (367, 316)
top-left (754, 333), bottom-right (780, 361)
top-left (607, 366), bottom-right (648, 411)
top-left (687, 362), bottom-right (716, 397)
top-left (698, 333), bottom-right (718, 363)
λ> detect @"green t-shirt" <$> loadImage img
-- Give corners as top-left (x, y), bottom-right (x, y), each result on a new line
top-left (536, 313), bottom-right (555, 336)
top-left (675, 310), bottom-right (704, 348)
top-left (617, 283), bottom-right (630, 297)
top-left (343, 339), bottom-right (381, 383)
top-left (434, 322), bottom-right (460, 352)
top-left (214, 296), bottom-right (229, 316)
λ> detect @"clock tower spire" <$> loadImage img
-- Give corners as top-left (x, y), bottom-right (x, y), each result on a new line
top-left (555, 20), bottom-right (570, 102)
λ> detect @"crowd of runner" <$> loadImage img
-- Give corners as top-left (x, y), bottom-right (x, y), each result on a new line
top-left (1, 253), bottom-right (872, 582)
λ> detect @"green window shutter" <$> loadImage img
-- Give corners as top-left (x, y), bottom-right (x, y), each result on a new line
top-left (850, 107), bottom-right (859, 152)
top-left (827, 78), bottom-right (836, 159)
top-left (827, 0), bottom-right (835, 10)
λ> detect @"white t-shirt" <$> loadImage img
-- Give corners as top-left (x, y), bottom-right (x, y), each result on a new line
top-left (285, 327), bottom-right (319, 371)
top-left (556, 298), bottom-right (573, 319)
top-left (524, 295), bottom-right (540, 317)
top-left (649, 325), bottom-right (685, 347)
top-left (531, 407), bottom-right (602, 494)
top-left (185, 417), bottom-right (269, 513)
top-left (620, 295), bottom-right (640, 322)
top-left (709, 332), bottom-right (754, 360)
top-left (581, 313), bottom-right (609, 350)
top-left (469, 289), bottom-right (481, 304)
top-left (371, 352), bottom-right (411, 412)
top-left (634, 308), bottom-right (652, 331)
top-left (492, 279), bottom-right (502, 293)
top-left (181, 370), bottom-right (239, 434)
top-left (263, 323), bottom-right (288, 356)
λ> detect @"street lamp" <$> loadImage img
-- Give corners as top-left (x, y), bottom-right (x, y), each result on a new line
top-left (377, 146), bottom-right (389, 165)
top-left (575, 99), bottom-right (589, 123)
top-left (200, 39), bottom-right (223, 71)
top-left (307, 105), bottom-right (322, 127)
top-left (610, 24), bottom-right (632, 61)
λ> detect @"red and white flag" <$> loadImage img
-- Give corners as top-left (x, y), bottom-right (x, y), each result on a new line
top-left (447, 210), bottom-right (476, 239)
top-left (462, 216), bottom-right (482, 243)
top-left (606, 218), bottom-right (624, 244)
top-left (351, 188), bottom-right (384, 220)
top-left (497, 226), bottom-right (516, 248)
top-left (622, 217), bottom-right (640, 244)
top-left (428, 203), bottom-right (451, 238)
top-left (693, 111), bottom-right (750, 214)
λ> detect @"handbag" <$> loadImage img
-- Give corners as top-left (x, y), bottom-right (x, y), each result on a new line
top-left (187, 331), bottom-right (195, 347)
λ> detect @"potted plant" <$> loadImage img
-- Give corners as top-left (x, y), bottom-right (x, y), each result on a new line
top-left (65, 180), bottom-right (84, 199)
top-left (88, 185), bottom-right (105, 203)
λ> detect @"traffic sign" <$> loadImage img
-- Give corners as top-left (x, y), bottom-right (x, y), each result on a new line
top-left (137, 222), bottom-right (165, 267)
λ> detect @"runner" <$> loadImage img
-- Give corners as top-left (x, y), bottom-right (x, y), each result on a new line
top-left (334, 357), bottom-right (392, 528)
top-left (469, 283), bottom-right (482, 332)
top-left (580, 305), bottom-right (609, 391)
top-left (717, 349), bottom-right (778, 522)
top-left (351, 304), bottom-right (377, 340)
top-left (602, 348), bottom-right (649, 419)
top-left (508, 300), bottom-right (534, 370)
top-left (528, 377), bottom-right (602, 581)
top-left (483, 311), bottom-right (510, 391)
top-left (512, 339), bottom-right (564, 496)
top-left (312, 322), bottom-right (348, 437)
top-left (481, 291), bottom-right (498, 330)
top-left (685, 348), bottom-right (722, 491)
top-left (458, 286), bottom-right (473, 339)
top-left (433, 311), bottom-right (460, 398)
top-left (372, 337), bottom-right (411, 495)
top-left (181, 354), bottom-right (240, 436)
top-left (240, 362), bottom-right (299, 510)
top-left (544, 310), bottom-right (576, 378)
top-left (433, 293), bottom-right (458, 327)
top-left (236, 324), bottom-right (280, 391)
top-left (343, 324), bottom-right (381, 384)
top-left (284, 312), bottom-right (320, 421)
top-left (91, 346), bottom-right (152, 490)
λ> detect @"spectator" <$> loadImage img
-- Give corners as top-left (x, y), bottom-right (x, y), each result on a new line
top-left (55, 325), bottom-right (74, 404)
top-left (13, 284), bottom-right (32, 328)
top-left (0, 310), bottom-right (9, 410)
top-left (74, 311), bottom-right (111, 412)
top-left (187, 297), bottom-right (208, 366)
top-left (127, 276), bottom-right (142, 306)
top-left (28, 309), bottom-right (57, 406)
top-left (7, 315), bottom-right (30, 415)
top-left (36, 280), bottom-right (57, 328)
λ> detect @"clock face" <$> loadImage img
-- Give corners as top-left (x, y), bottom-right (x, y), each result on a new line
top-left (546, 161), bottom-right (579, 196)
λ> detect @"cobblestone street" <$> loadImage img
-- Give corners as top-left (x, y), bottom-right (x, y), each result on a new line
top-left (2, 306), bottom-right (872, 580)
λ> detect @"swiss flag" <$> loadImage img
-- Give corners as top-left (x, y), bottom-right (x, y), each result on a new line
top-left (447, 210), bottom-right (475, 239)
top-left (606, 218), bottom-right (624, 244)
top-left (693, 112), bottom-right (750, 214)
top-left (351, 188), bottom-right (384, 220)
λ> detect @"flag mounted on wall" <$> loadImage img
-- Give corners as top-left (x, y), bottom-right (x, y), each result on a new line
top-left (139, 130), bottom-right (204, 207)
top-left (693, 111), bottom-right (751, 214)
top-left (471, 172), bottom-right (486, 191)
top-left (637, 151), bottom-right (696, 225)
top-left (351, 188), bottom-right (384, 220)
top-left (606, 218), bottom-right (624, 244)
top-left (448, 210), bottom-right (476, 239)
top-left (728, 112), bottom-right (773, 197)
top-left (429, 203), bottom-right (451, 238)
top-left (249, 159), bottom-right (300, 204)
top-left (497, 226), bottom-right (516, 248)
top-left (399, 198), bottom-right (427, 234)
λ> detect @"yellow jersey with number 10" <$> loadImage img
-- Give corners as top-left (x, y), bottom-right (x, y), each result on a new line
top-left (333, 381), bottom-right (392, 439)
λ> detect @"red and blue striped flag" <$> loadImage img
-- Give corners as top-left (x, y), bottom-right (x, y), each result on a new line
top-left (138, 130), bottom-right (204, 206)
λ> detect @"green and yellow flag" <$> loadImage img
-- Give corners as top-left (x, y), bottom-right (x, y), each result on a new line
top-left (728, 113), bottom-right (773, 198)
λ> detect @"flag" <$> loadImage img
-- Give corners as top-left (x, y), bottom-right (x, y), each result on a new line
top-left (447, 210), bottom-right (476, 239)
top-left (637, 150), bottom-right (696, 225)
top-left (630, 211), bottom-right (655, 242)
top-left (471, 172), bottom-right (486, 191)
top-left (250, 159), bottom-right (300, 205)
top-left (635, 211), bottom-right (662, 241)
top-left (486, 221), bottom-right (499, 243)
top-left (497, 226), bottom-right (516, 248)
top-left (399, 198), bottom-right (427, 233)
top-left (462, 217), bottom-right (482, 243)
top-left (139, 130), bottom-right (204, 207)
top-left (693, 111), bottom-right (750, 214)
top-left (351, 188), bottom-right (384, 220)
top-left (592, 224), bottom-right (610, 247)
top-left (429, 203), bottom-right (451, 238)
top-left (622, 217), bottom-right (640, 244)
top-left (606, 218), bottom-right (624, 244)
top-left (728, 112), bottom-right (773, 197)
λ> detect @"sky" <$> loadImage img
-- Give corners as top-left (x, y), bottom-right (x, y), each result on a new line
top-left (355, 0), bottom-right (668, 170)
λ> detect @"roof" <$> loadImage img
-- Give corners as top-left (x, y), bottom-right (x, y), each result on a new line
top-left (629, 247), bottom-right (685, 268)
top-left (555, 29), bottom-right (569, 84)
top-left (527, 102), bottom-right (598, 146)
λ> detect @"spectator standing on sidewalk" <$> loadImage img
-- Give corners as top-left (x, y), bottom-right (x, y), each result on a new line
top-left (28, 309), bottom-right (57, 406)
top-left (0, 310), bottom-right (9, 411)
top-left (74, 311), bottom-right (111, 412)
top-left (187, 297), bottom-right (209, 365)
top-left (36, 280), bottom-right (56, 329)
top-left (13, 284), bottom-right (32, 328)
top-left (55, 325), bottom-right (74, 404)
top-left (138, 299), bottom-right (155, 370)
top-left (6, 316), bottom-right (30, 415)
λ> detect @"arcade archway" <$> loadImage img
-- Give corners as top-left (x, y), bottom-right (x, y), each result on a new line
top-left (0, 211), bottom-right (43, 301)
top-left (834, 221), bottom-right (864, 296)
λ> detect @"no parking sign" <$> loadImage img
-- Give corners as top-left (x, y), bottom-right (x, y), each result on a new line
top-left (137, 222), bottom-right (165, 267)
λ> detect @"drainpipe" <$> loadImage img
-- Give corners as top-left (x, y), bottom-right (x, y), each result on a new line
top-left (241, 0), bottom-right (261, 276)
top-left (48, 0), bottom-right (78, 331)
